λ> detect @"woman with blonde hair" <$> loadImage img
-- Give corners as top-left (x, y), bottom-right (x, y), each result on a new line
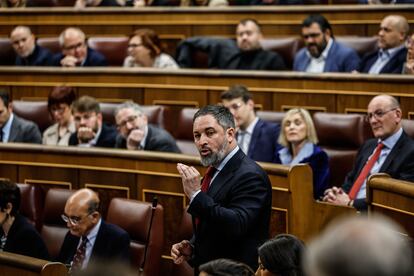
top-left (123, 28), bottom-right (179, 69)
top-left (275, 108), bottom-right (329, 199)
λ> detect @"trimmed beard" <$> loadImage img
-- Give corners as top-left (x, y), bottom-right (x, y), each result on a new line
top-left (200, 139), bottom-right (228, 167)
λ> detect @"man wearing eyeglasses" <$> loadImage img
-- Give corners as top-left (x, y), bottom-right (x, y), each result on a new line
top-left (293, 14), bottom-right (360, 73)
top-left (52, 27), bottom-right (107, 67)
top-left (358, 15), bottom-right (408, 74)
top-left (323, 95), bottom-right (414, 210)
top-left (221, 85), bottom-right (281, 163)
top-left (57, 188), bottom-right (130, 271)
top-left (68, 96), bottom-right (117, 148)
top-left (114, 101), bottom-right (181, 153)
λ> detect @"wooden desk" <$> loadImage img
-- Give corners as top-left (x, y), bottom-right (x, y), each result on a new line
top-left (0, 5), bottom-right (413, 38)
top-left (367, 174), bottom-right (414, 238)
top-left (0, 252), bottom-right (67, 276)
top-left (0, 67), bottom-right (414, 118)
top-left (0, 143), bottom-right (355, 274)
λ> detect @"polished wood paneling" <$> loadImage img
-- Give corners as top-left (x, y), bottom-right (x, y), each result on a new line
top-left (1, 68), bottom-right (414, 117)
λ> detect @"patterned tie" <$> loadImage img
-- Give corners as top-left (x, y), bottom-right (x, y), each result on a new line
top-left (70, 236), bottom-right (88, 272)
top-left (348, 142), bottom-right (384, 200)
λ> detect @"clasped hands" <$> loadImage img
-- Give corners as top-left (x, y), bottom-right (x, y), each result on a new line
top-left (322, 186), bottom-right (351, 206)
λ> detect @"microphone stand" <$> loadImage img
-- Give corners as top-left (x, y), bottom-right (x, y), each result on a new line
top-left (138, 197), bottom-right (158, 276)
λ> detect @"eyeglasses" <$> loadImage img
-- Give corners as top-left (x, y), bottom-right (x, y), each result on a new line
top-left (365, 108), bottom-right (397, 122)
top-left (61, 212), bottom-right (93, 225)
top-left (128, 43), bottom-right (143, 49)
top-left (63, 42), bottom-right (85, 51)
top-left (302, 33), bottom-right (322, 39)
top-left (225, 102), bottom-right (244, 111)
top-left (117, 115), bottom-right (138, 129)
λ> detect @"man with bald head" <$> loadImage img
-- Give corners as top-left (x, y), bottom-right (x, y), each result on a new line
top-left (52, 27), bottom-right (107, 67)
top-left (10, 26), bottom-right (53, 66)
top-left (323, 95), bottom-right (414, 210)
top-left (359, 15), bottom-right (409, 74)
top-left (57, 188), bottom-right (130, 271)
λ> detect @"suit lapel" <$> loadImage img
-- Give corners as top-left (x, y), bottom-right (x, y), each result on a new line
top-left (8, 116), bottom-right (18, 142)
top-left (90, 221), bottom-right (105, 261)
top-left (248, 119), bottom-right (262, 158)
top-left (379, 132), bottom-right (406, 172)
top-left (324, 40), bottom-right (336, 72)
top-left (207, 150), bottom-right (244, 199)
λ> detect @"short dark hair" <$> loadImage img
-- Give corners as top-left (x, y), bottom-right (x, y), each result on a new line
top-left (220, 85), bottom-right (252, 103)
top-left (48, 86), bottom-right (76, 112)
top-left (0, 90), bottom-right (11, 107)
top-left (0, 179), bottom-right (21, 216)
top-left (238, 18), bottom-right (262, 33)
top-left (258, 234), bottom-right (305, 276)
top-left (302, 14), bottom-right (334, 38)
top-left (199, 259), bottom-right (255, 276)
top-left (193, 105), bottom-right (235, 130)
top-left (130, 28), bottom-right (164, 59)
top-left (71, 96), bottom-right (101, 114)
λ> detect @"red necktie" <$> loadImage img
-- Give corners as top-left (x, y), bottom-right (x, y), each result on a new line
top-left (70, 236), bottom-right (88, 272)
top-left (201, 166), bottom-right (217, 193)
top-left (348, 142), bottom-right (384, 200)
top-left (196, 167), bottom-right (216, 227)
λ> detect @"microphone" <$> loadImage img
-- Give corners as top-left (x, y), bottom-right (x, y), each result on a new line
top-left (138, 196), bottom-right (158, 275)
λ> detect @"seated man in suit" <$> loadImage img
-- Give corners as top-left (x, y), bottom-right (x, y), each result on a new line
top-left (358, 15), bottom-right (409, 74)
top-left (69, 96), bottom-right (117, 148)
top-left (114, 101), bottom-right (181, 153)
top-left (74, 0), bottom-right (123, 7)
top-left (323, 94), bottom-right (414, 210)
top-left (171, 105), bottom-right (272, 272)
top-left (57, 188), bottom-right (130, 272)
top-left (10, 26), bottom-right (53, 66)
top-left (176, 18), bottom-right (286, 71)
top-left (52, 27), bottom-right (107, 67)
top-left (293, 14), bottom-right (360, 73)
top-left (220, 85), bottom-right (281, 163)
top-left (0, 90), bottom-right (41, 144)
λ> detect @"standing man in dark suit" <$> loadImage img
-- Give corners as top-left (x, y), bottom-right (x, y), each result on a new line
top-left (358, 15), bottom-right (409, 74)
top-left (69, 96), bottom-right (117, 148)
top-left (323, 95), bottom-right (414, 210)
top-left (293, 14), bottom-right (360, 73)
top-left (10, 26), bottom-right (53, 66)
top-left (0, 90), bottom-right (41, 144)
top-left (58, 188), bottom-right (130, 271)
top-left (221, 85), bottom-right (281, 163)
top-left (114, 101), bottom-right (181, 153)
top-left (171, 105), bottom-right (272, 272)
top-left (52, 27), bottom-right (107, 67)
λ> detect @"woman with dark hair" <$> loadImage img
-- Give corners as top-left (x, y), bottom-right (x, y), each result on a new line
top-left (0, 180), bottom-right (49, 259)
top-left (256, 234), bottom-right (305, 276)
top-left (42, 86), bottom-right (76, 146)
top-left (123, 28), bottom-right (179, 69)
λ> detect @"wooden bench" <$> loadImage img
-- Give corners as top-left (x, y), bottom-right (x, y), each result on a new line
top-left (0, 251), bottom-right (67, 276)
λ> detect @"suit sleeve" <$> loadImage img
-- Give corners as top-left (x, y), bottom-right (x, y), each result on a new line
top-left (342, 49), bottom-right (360, 72)
top-left (188, 169), bottom-right (270, 238)
top-left (308, 151), bottom-right (330, 199)
top-left (24, 123), bottom-right (42, 144)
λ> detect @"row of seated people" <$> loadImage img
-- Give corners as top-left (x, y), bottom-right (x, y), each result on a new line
top-left (3, 0), bottom-right (412, 8)
top-left (2, 14), bottom-right (414, 73)
top-left (3, 84), bottom-right (414, 210)
top-left (4, 180), bottom-right (164, 275)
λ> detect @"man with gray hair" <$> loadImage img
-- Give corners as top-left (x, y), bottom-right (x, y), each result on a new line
top-left (10, 26), bottom-right (53, 66)
top-left (305, 215), bottom-right (413, 276)
top-left (358, 15), bottom-right (409, 74)
top-left (52, 27), bottom-right (107, 67)
top-left (114, 101), bottom-right (180, 153)
top-left (171, 105), bottom-right (271, 273)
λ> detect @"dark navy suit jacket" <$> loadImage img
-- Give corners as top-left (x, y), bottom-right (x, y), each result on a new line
top-left (274, 144), bottom-right (330, 199)
top-left (15, 44), bottom-right (53, 66)
top-left (188, 149), bottom-right (272, 271)
top-left (69, 123), bottom-right (117, 148)
top-left (247, 119), bottom-right (282, 163)
top-left (294, 39), bottom-right (360, 72)
top-left (52, 47), bottom-right (107, 67)
top-left (359, 47), bottom-right (407, 74)
top-left (342, 131), bottom-right (414, 210)
top-left (57, 220), bottom-right (130, 266)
